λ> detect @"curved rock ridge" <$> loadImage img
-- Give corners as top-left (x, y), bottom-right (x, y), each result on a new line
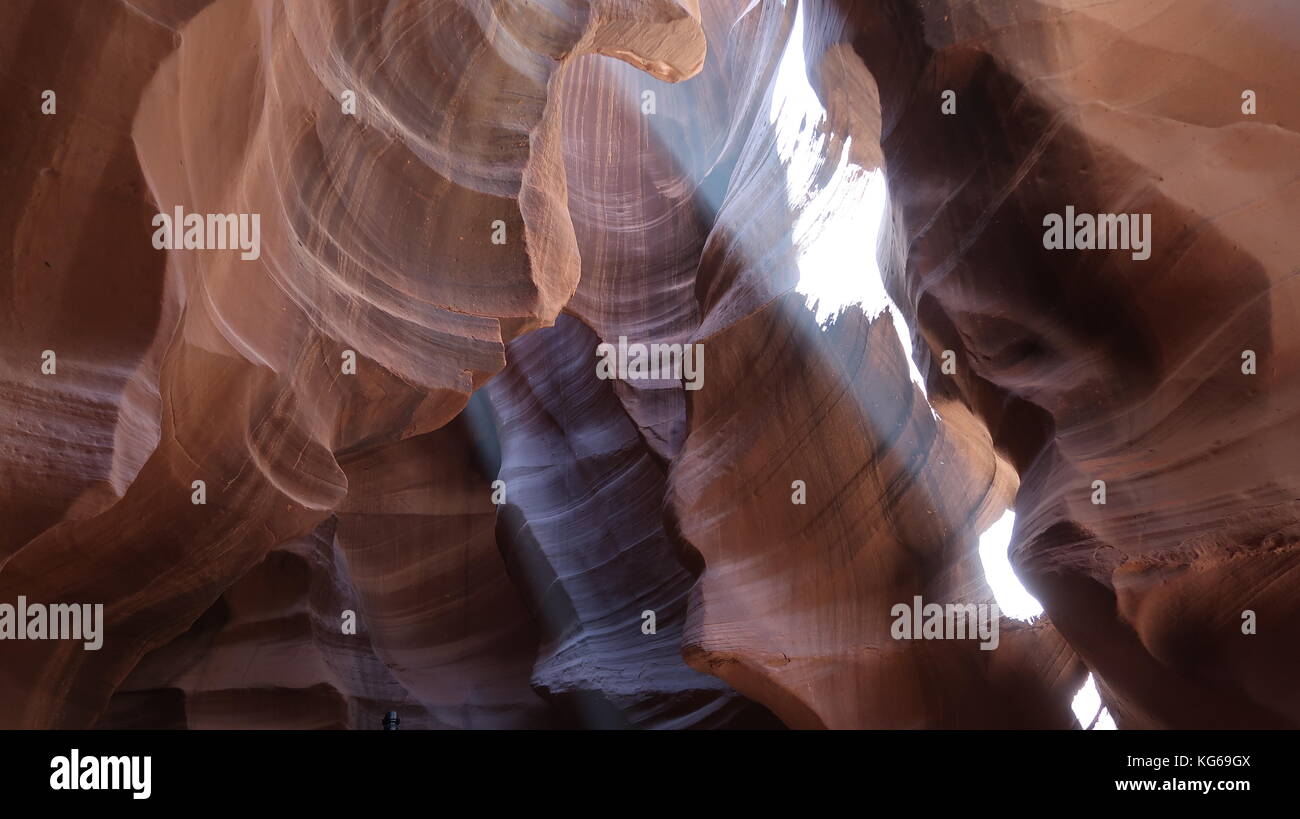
top-left (645, 0), bottom-right (1085, 728)
top-left (559, 0), bottom-right (791, 460)
top-left (803, 0), bottom-right (1300, 726)
top-left (486, 314), bottom-right (776, 728)
top-left (97, 522), bottom-right (443, 730)
top-left (0, 0), bottom-right (718, 728)
top-left (670, 293), bottom-right (1082, 727)
top-left (101, 419), bottom-right (566, 729)
top-left (0, 0), bottom-right (180, 563)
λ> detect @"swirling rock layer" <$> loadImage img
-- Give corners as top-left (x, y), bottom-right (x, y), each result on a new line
top-left (1, 0), bottom-right (1296, 728)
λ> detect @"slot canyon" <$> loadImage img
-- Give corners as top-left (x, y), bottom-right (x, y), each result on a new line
top-left (0, 0), bottom-right (1297, 730)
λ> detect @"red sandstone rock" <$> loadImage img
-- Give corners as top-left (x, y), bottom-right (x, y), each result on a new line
top-left (1, 0), bottom-right (1295, 730)
top-left (804, 0), bottom-right (1300, 727)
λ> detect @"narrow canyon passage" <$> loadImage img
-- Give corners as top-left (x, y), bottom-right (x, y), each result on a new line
top-left (0, 0), bottom-right (1296, 731)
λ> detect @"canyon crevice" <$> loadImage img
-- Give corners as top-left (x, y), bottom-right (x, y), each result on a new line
top-left (1, 0), bottom-right (1295, 729)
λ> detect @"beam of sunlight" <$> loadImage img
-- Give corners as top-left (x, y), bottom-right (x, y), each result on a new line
top-left (977, 510), bottom-right (1044, 622)
top-left (766, 0), bottom-right (929, 401)
top-left (1071, 673), bottom-right (1118, 730)
top-left (979, 511), bottom-right (1118, 729)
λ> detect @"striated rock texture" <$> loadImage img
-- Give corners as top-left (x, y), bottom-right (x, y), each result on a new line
top-left (0, 0), bottom-right (1295, 729)
top-left (803, 0), bottom-right (1300, 726)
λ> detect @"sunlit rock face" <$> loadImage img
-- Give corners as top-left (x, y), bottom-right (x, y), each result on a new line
top-left (0, 0), bottom-right (1294, 729)
top-left (804, 0), bottom-right (1300, 727)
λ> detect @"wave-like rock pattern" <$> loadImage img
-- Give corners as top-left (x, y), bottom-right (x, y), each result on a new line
top-left (806, 0), bottom-right (1300, 726)
top-left (1, 0), bottom-right (1295, 729)
top-left (0, 0), bottom-right (718, 728)
top-left (97, 522), bottom-right (440, 730)
top-left (486, 314), bottom-right (776, 728)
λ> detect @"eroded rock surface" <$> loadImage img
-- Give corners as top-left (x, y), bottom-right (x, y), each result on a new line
top-left (1, 0), bottom-right (1295, 728)
top-left (804, 0), bottom-right (1300, 726)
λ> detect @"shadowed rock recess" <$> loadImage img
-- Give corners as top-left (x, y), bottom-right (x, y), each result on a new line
top-left (0, 0), bottom-right (1294, 728)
